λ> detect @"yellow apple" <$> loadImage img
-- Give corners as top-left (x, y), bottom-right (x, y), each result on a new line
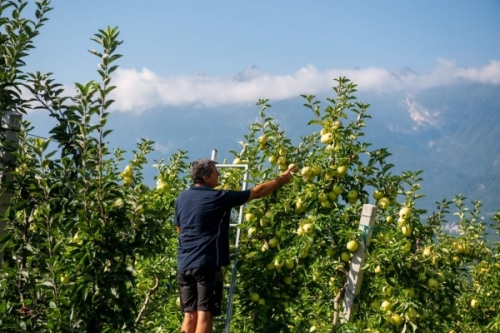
top-left (302, 223), bottom-right (313, 234)
top-left (320, 133), bottom-right (333, 144)
top-left (257, 134), bottom-right (267, 145)
top-left (390, 313), bottom-right (402, 326)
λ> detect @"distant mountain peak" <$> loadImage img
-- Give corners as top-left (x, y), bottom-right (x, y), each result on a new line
top-left (230, 65), bottom-right (263, 82)
top-left (391, 66), bottom-right (418, 80)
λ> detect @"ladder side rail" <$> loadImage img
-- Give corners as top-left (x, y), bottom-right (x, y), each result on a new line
top-left (213, 162), bottom-right (248, 333)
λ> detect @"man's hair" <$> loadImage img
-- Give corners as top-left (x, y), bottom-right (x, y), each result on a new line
top-left (190, 158), bottom-right (216, 184)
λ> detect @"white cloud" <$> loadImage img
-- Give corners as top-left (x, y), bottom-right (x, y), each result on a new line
top-left (442, 222), bottom-right (459, 234)
top-left (153, 141), bottom-right (174, 154)
top-left (104, 59), bottom-right (500, 113)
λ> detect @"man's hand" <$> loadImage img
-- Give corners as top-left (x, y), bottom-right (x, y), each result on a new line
top-left (275, 164), bottom-right (296, 185)
top-left (247, 164), bottom-right (296, 202)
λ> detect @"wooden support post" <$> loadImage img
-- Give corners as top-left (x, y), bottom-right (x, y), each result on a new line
top-left (341, 204), bottom-right (377, 323)
top-left (0, 111), bottom-right (22, 266)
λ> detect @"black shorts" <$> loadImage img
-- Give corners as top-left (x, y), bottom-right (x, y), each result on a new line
top-left (178, 266), bottom-right (223, 315)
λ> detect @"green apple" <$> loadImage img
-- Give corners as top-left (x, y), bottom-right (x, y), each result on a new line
top-left (346, 240), bottom-right (358, 252)
top-left (346, 189), bottom-right (358, 200)
top-left (377, 197), bottom-right (390, 210)
top-left (336, 166), bottom-right (347, 177)
top-left (245, 213), bottom-right (255, 222)
top-left (333, 185), bottom-right (344, 195)
top-left (250, 292), bottom-right (260, 302)
top-left (380, 300), bottom-right (393, 311)
top-left (268, 237), bottom-right (279, 248)
top-left (402, 288), bottom-right (416, 298)
top-left (470, 298), bottom-right (479, 308)
top-left (295, 224), bottom-right (306, 235)
top-left (247, 227), bottom-right (257, 237)
top-left (405, 307), bottom-right (418, 322)
top-left (311, 165), bottom-right (322, 176)
top-left (321, 200), bottom-right (333, 208)
top-left (60, 274), bottom-right (70, 284)
top-left (301, 166), bottom-right (312, 178)
top-left (427, 278), bottom-right (439, 292)
top-left (341, 252), bottom-right (351, 262)
top-left (283, 276), bottom-right (292, 285)
top-left (284, 259), bottom-right (294, 270)
top-left (328, 191), bottom-right (339, 202)
top-left (269, 155), bottom-right (278, 164)
top-left (331, 120), bottom-right (343, 130)
top-left (326, 168), bottom-right (338, 178)
top-left (399, 206), bottom-right (411, 219)
top-left (318, 193), bottom-right (328, 202)
top-left (373, 190), bottom-right (384, 200)
top-left (274, 256), bottom-right (285, 268)
top-left (403, 240), bottom-right (412, 252)
top-left (401, 225), bottom-right (412, 236)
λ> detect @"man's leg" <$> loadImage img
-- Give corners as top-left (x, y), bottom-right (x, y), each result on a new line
top-left (181, 311), bottom-right (198, 333)
top-left (212, 267), bottom-right (223, 317)
top-left (194, 311), bottom-right (212, 333)
top-left (178, 270), bottom-right (198, 333)
top-left (193, 267), bottom-right (217, 333)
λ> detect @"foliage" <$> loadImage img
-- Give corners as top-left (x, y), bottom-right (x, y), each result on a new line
top-left (0, 1), bottom-right (499, 333)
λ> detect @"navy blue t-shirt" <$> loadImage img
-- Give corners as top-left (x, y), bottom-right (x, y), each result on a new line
top-left (174, 186), bottom-right (250, 272)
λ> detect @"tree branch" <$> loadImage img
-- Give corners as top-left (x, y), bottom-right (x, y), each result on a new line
top-left (135, 275), bottom-right (159, 325)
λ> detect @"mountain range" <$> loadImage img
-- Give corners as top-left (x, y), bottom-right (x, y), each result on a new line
top-left (26, 79), bottom-right (500, 241)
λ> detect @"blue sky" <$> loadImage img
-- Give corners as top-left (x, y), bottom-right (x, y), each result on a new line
top-left (13, 0), bottom-right (500, 222)
top-left (25, 0), bottom-right (499, 108)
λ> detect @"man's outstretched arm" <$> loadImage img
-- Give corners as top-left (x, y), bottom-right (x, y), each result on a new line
top-left (247, 165), bottom-right (295, 202)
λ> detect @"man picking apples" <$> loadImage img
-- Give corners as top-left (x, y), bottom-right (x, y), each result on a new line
top-left (175, 158), bottom-right (295, 333)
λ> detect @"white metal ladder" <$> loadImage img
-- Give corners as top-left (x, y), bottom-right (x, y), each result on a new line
top-left (211, 150), bottom-right (249, 333)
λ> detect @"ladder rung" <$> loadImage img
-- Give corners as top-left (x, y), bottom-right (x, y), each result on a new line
top-left (229, 252), bottom-right (238, 259)
top-left (229, 223), bottom-right (238, 227)
top-left (223, 285), bottom-right (230, 291)
top-left (213, 317), bottom-right (226, 322)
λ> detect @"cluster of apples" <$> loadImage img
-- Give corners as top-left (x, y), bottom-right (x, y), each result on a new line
top-left (120, 165), bottom-right (133, 186)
